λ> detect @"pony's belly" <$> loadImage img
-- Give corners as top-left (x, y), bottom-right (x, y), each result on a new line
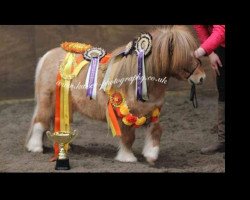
top-left (71, 90), bottom-right (108, 121)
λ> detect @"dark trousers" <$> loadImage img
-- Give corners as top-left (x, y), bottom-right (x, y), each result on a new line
top-left (215, 46), bottom-right (225, 102)
top-left (215, 46), bottom-right (225, 142)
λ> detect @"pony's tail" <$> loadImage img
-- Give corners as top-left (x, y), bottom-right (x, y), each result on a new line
top-left (34, 52), bottom-right (50, 99)
top-left (25, 52), bottom-right (49, 146)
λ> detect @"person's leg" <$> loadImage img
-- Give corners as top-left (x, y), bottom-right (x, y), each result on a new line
top-left (216, 47), bottom-right (225, 144)
top-left (201, 46), bottom-right (225, 154)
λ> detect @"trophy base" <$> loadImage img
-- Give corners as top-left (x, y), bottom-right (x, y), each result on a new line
top-left (55, 159), bottom-right (70, 170)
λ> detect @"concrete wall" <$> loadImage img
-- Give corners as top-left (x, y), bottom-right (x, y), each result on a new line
top-left (0, 25), bottom-right (216, 100)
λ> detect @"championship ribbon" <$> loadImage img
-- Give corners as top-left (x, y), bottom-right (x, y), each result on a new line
top-left (135, 33), bottom-right (152, 101)
top-left (105, 90), bottom-right (124, 137)
top-left (106, 101), bottom-right (122, 137)
top-left (84, 47), bottom-right (106, 99)
top-left (52, 53), bottom-right (89, 160)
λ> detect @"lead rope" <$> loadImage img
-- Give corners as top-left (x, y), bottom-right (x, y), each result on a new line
top-left (190, 83), bottom-right (198, 108)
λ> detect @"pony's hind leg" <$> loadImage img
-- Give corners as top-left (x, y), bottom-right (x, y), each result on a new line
top-left (26, 92), bottom-right (53, 153)
top-left (142, 122), bottom-right (162, 164)
top-left (115, 126), bottom-right (137, 162)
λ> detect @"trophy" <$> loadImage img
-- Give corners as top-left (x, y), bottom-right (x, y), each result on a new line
top-left (46, 130), bottom-right (78, 170)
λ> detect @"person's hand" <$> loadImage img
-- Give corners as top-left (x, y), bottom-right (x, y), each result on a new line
top-left (194, 47), bottom-right (206, 58)
top-left (208, 52), bottom-right (223, 76)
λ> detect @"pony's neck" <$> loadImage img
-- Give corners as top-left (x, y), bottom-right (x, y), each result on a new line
top-left (148, 81), bottom-right (167, 101)
top-left (143, 57), bottom-right (169, 100)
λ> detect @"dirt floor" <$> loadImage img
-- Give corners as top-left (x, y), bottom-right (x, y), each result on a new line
top-left (0, 90), bottom-right (225, 173)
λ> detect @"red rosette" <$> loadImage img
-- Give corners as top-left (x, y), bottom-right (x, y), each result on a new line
top-left (151, 117), bottom-right (158, 123)
top-left (126, 114), bottom-right (137, 124)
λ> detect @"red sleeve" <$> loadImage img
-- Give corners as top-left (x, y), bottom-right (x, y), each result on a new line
top-left (193, 25), bottom-right (210, 44)
top-left (200, 25), bottom-right (225, 55)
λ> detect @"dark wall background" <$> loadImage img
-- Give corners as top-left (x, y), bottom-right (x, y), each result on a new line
top-left (0, 25), bottom-right (216, 100)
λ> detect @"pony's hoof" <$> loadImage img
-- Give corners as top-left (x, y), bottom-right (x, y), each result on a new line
top-left (142, 146), bottom-right (159, 165)
top-left (27, 146), bottom-right (43, 153)
top-left (115, 151), bottom-right (137, 163)
top-left (145, 157), bottom-right (157, 165)
top-left (26, 140), bottom-right (43, 153)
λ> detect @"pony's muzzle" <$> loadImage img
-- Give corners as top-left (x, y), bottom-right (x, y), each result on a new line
top-left (188, 66), bottom-right (206, 85)
top-left (188, 74), bottom-right (206, 85)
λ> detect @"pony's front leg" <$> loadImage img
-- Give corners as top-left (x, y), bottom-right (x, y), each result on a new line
top-left (142, 122), bottom-right (162, 164)
top-left (115, 125), bottom-right (137, 163)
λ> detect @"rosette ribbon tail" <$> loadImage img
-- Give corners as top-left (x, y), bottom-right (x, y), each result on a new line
top-left (100, 57), bottom-right (114, 92)
top-left (85, 57), bottom-right (99, 99)
top-left (52, 53), bottom-right (76, 159)
top-left (136, 50), bottom-right (148, 101)
top-left (106, 101), bottom-right (122, 137)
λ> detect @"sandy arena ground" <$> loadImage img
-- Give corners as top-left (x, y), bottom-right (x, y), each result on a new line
top-left (0, 90), bottom-right (225, 173)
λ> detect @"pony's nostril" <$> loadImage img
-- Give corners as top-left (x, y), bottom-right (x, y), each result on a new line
top-left (200, 77), bottom-right (203, 83)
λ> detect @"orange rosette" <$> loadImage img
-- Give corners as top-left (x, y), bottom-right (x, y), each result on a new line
top-left (110, 92), bottom-right (124, 107)
top-left (61, 42), bottom-right (92, 54)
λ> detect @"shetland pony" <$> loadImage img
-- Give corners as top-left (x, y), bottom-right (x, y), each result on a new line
top-left (26, 26), bottom-right (205, 164)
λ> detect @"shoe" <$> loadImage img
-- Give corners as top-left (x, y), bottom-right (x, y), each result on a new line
top-left (217, 101), bottom-right (225, 143)
top-left (201, 102), bottom-right (225, 155)
top-left (201, 142), bottom-right (225, 155)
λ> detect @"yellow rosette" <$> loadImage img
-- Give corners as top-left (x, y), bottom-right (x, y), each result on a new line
top-left (135, 116), bottom-right (147, 126)
top-left (152, 108), bottom-right (160, 118)
top-left (120, 104), bottom-right (130, 116)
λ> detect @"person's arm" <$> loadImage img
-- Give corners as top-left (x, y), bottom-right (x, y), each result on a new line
top-left (194, 25), bottom-right (225, 76)
top-left (193, 25), bottom-right (211, 57)
top-left (208, 52), bottom-right (223, 76)
top-left (193, 25), bottom-right (210, 44)
top-left (200, 25), bottom-right (225, 55)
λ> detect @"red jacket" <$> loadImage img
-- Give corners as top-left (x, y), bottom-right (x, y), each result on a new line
top-left (193, 25), bottom-right (225, 55)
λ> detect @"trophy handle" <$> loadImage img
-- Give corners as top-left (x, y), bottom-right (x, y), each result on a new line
top-left (46, 131), bottom-right (53, 141)
top-left (70, 130), bottom-right (78, 142)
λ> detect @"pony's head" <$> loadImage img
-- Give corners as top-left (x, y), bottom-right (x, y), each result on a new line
top-left (108, 25), bottom-right (206, 93)
top-left (149, 25), bottom-right (206, 85)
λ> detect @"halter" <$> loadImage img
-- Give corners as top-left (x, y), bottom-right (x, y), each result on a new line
top-left (190, 83), bottom-right (198, 108)
top-left (187, 58), bottom-right (202, 109)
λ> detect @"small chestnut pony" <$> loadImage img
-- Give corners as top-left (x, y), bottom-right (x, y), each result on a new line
top-left (26, 26), bottom-right (205, 164)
